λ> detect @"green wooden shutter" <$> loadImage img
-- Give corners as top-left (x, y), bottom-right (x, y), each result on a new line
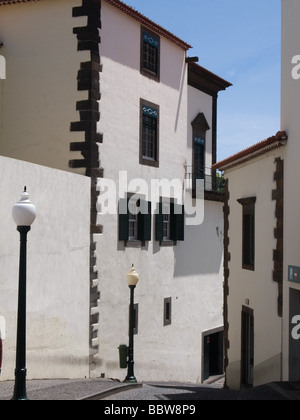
top-left (170, 204), bottom-right (185, 241)
top-left (119, 198), bottom-right (129, 241)
top-left (155, 202), bottom-right (164, 242)
top-left (138, 200), bottom-right (152, 242)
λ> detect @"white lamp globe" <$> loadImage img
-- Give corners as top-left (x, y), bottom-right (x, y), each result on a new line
top-left (126, 265), bottom-right (139, 287)
top-left (12, 187), bottom-right (36, 227)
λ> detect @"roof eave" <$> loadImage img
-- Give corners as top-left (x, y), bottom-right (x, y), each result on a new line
top-left (104, 0), bottom-right (192, 51)
top-left (213, 131), bottom-right (288, 171)
top-left (188, 62), bottom-right (232, 96)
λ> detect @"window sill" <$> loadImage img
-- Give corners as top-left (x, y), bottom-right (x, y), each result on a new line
top-left (123, 240), bottom-right (149, 248)
top-left (141, 68), bottom-right (160, 82)
top-left (140, 157), bottom-right (159, 168)
top-left (242, 264), bottom-right (255, 272)
top-left (160, 240), bottom-right (176, 247)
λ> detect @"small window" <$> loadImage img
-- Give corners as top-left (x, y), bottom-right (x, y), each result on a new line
top-left (140, 100), bottom-right (159, 167)
top-left (164, 298), bottom-right (172, 326)
top-left (238, 197), bottom-right (256, 271)
top-left (162, 202), bottom-right (171, 241)
top-left (141, 27), bottom-right (160, 81)
top-left (128, 200), bottom-right (138, 241)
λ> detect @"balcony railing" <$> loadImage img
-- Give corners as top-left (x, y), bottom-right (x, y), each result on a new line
top-left (184, 165), bottom-right (225, 195)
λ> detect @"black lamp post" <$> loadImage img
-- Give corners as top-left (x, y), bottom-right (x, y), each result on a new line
top-left (125, 265), bottom-right (139, 383)
top-left (11, 187), bottom-right (36, 401)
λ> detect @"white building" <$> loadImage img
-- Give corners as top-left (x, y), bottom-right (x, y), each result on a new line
top-left (0, 0), bottom-right (231, 382)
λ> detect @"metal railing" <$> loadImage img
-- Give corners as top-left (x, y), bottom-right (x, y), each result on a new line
top-left (184, 165), bottom-right (225, 194)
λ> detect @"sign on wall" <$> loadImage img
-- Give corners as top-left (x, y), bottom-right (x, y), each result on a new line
top-left (289, 266), bottom-right (300, 284)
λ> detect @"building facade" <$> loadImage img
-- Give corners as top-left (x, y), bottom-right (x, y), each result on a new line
top-left (211, 0), bottom-right (300, 389)
top-left (213, 133), bottom-right (287, 389)
top-left (282, 0), bottom-right (300, 383)
top-left (0, 0), bottom-right (231, 382)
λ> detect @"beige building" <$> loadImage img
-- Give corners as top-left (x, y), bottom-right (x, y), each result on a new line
top-left (213, 132), bottom-right (287, 389)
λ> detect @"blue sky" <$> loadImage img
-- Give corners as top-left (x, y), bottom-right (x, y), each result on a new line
top-left (126, 0), bottom-right (282, 161)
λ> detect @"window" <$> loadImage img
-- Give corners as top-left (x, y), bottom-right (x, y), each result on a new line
top-left (119, 195), bottom-right (152, 243)
top-left (141, 27), bottom-right (160, 81)
top-left (194, 137), bottom-right (205, 181)
top-left (237, 197), bottom-right (256, 271)
top-left (140, 100), bottom-right (159, 167)
top-left (162, 202), bottom-right (171, 241)
top-left (128, 200), bottom-right (138, 241)
top-left (156, 200), bottom-right (184, 243)
top-left (164, 298), bottom-right (172, 326)
top-left (191, 113), bottom-right (210, 191)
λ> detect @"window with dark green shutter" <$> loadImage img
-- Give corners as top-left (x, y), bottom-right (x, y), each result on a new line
top-left (119, 196), bottom-right (152, 243)
top-left (155, 202), bottom-right (164, 242)
top-left (119, 198), bottom-right (130, 241)
top-left (170, 203), bottom-right (185, 242)
top-left (156, 200), bottom-right (184, 244)
top-left (138, 199), bottom-right (152, 242)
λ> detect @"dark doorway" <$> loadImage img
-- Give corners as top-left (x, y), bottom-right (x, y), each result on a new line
top-left (203, 330), bottom-right (224, 381)
top-left (241, 306), bottom-right (254, 388)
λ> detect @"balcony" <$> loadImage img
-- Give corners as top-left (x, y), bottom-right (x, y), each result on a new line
top-left (184, 165), bottom-right (225, 202)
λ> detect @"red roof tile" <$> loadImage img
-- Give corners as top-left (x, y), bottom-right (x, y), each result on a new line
top-left (212, 131), bottom-right (288, 171)
top-left (0, 0), bottom-right (38, 4)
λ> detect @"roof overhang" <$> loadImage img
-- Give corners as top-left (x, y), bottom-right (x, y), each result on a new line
top-left (213, 131), bottom-right (288, 171)
top-left (188, 62), bottom-right (232, 96)
top-left (104, 0), bottom-right (192, 51)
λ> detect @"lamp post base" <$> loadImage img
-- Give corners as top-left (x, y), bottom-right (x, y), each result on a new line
top-left (124, 375), bottom-right (137, 384)
top-left (11, 368), bottom-right (28, 401)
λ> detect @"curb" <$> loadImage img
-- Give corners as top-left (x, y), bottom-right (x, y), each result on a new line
top-left (78, 382), bottom-right (143, 401)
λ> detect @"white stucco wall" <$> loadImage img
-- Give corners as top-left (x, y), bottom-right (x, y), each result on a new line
top-left (0, 0), bottom-right (88, 174)
top-left (93, 1), bottom-right (224, 383)
top-left (0, 155), bottom-right (90, 380)
top-left (281, 0), bottom-right (300, 381)
top-left (225, 152), bottom-right (283, 389)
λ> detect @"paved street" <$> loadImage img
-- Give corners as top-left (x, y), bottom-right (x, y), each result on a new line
top-left (1, 376), bottom-right (300, 400)
top-left (103, 381), bottom-right (238, 401)
top-left (102, 378), bottom-right (300, 401)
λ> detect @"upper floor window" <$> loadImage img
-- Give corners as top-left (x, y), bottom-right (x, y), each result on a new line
top-left (141, 27), bottom-right (160, 81)
top-left (140, 99), bottom-right (159, 168)
top-left (191, 113), bottom-right (210, 190)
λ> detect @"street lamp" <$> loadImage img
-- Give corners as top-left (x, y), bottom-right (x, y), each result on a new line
top-left (11, 187), bottom-right (36, 401)
top-left (125, 265), bottom-right (139, 383)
